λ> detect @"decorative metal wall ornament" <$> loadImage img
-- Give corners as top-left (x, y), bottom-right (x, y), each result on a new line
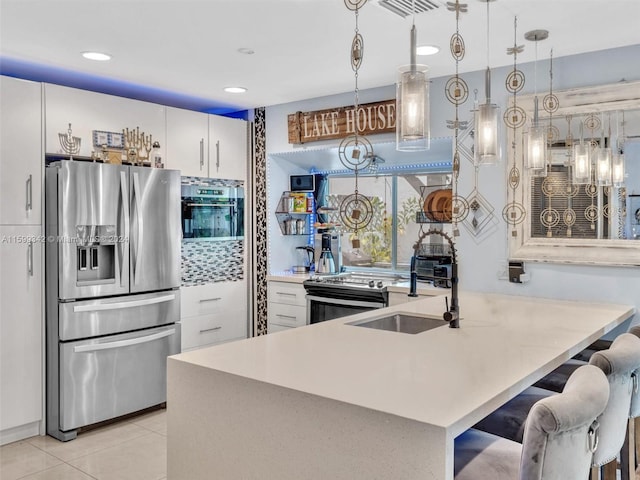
top-left (542, 49), bottom-right (558, 237)
top-left (339, 0), bottom-right (374, 248)
top-left (445, 0), bottom-right (469, 236)
top-left (502, 16), bottom-right (527, 237)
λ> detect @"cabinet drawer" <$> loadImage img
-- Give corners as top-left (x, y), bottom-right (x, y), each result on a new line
top-left (181, 281), bottom-right (246, 318)
top-left (268, 323), bottom-right (293, 334)
top-left (268, 303), bottom-right (307, 328)
top-left (268, 282), bottom-right (306, 307)
top-left (181, 312), bottom-right (247, 351)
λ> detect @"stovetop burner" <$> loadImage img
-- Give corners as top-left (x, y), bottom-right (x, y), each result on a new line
top-left (305, 273), bottom-right (399, 291)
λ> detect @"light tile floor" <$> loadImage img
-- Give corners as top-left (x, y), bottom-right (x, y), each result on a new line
top-left (2, 410), bottom-right (639, 479)
top-left (0, 409), bottom-right (167, 480)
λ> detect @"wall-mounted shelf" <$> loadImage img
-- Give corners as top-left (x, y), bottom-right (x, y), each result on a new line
top-left (275, 191), bottom-right (315, 236)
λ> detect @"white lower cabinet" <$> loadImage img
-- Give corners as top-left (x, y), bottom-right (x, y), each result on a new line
top-left (267, 281), bottom-right (307, 333)
top-left (180, 281), bottom-right (247, 351)
top-left (0, 225), bottom-right (43, 442)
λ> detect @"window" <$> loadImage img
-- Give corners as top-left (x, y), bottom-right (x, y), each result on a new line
top-left (322, 172), bottom-right (450, 272)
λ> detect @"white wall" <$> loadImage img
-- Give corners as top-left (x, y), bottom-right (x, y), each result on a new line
top-left (265, 44), bottom-right (640, 330)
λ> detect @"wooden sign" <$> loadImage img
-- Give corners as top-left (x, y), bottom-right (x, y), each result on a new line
top-left (288, 99), bottom-right (396, 144)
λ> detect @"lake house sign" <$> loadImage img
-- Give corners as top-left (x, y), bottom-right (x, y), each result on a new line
top-left (287, 99), bottom-right (396, 144)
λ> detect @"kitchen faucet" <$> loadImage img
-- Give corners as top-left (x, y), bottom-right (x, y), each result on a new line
top-left (411, 229), bottom-right (459, 328)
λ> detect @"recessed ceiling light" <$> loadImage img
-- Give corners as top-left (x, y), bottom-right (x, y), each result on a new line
top-left (224, 87), bottom-right (247, 94)
top-left (237, 48), bottom-right (255, 55)
top-left (82, 51), bottom-right (112, 61)
top-left (416, 45), bottom-right (440, 56)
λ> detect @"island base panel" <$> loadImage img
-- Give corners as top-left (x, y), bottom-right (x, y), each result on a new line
top-left (167, 358), bottom-right (451, 480)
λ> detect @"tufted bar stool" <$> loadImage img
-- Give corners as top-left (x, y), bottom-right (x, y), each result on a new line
top-left (472, 332), bottom-right (640, 480)
top-left (620, 326), bottom-right (640, 480)
top-left (533, 327), bottom-right (640, 480)
top-left (454, 365), bottom-right (609, 480)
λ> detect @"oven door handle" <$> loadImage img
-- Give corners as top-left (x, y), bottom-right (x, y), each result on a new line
top-left (185, 203), bottom-right (234, 208)
top-left (306, 295), bottom-right (386, 309)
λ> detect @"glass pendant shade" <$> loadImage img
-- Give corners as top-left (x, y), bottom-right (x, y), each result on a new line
top-left (612, 153), bottom-right (625, 186)
top-left (526, 124), bottom-right (547, 175)
top-left (396, 65), bottom-right (430, 151)
top-left (474, 102), bottom-right (500, 164)
top-left (596, 147), bottom-right (612, 186)
top-left (571, 143), bottom-right (591, 184)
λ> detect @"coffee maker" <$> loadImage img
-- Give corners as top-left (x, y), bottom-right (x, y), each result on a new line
top-left (314, 231), bottom-right (342, 274)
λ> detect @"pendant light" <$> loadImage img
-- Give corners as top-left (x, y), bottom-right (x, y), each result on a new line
top-left (612, 111), bottom-right (626, 186)
top-left (396, 0), bottom-right (430, 152)
top-left (524, 29), bottom-right (548, 176)
top-left (596, 114), bottom-right (612, 186)
top-left (572, 122), bottom-right (591, 184)
top-left (474, 0), bottom-right (500, 165)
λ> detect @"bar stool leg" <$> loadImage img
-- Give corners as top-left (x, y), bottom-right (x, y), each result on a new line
top-left (591, 465), bottom-right (600, 480)
top-left (623, 418), bottom-right (635, 480)
top-left (602, 458), bottom-right (618, 480)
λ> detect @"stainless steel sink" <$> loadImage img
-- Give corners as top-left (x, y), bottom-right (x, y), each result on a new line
top-left (347, 313), bottom-right (448, 334)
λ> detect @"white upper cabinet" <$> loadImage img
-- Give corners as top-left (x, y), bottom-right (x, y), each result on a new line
top-left (165, 107), bottom-right (209, 177)
top-left (0, 76), bottom-right (42, 225)
top-left (208, 115), bottom-right (248, 181)
top-left (44, 84), bottom-right (166, 159)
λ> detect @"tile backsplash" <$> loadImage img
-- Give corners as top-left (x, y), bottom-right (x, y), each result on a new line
top-left (182, 240), bottom-right (244, 286)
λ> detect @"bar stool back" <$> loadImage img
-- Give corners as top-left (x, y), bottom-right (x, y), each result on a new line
top-left (455, 365), bottom-right (609, 480)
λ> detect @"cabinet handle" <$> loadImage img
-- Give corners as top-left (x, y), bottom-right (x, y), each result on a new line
top-left (199, 297), bottom-right (222, 303)
top-left (199, 138), bottom-right (204, 169)
top-left (216, 140), bottom-right (220, 172)
top-left (200, 326), bottom-right (222, 334)
top-left (276, 292), bottom-right (296, 296)
top-left (26, 174), bottom-right (33, 212)
top-left (276, 314), bottom-right (297, 320)
top-left (27, 241), bottom-right (34, 276)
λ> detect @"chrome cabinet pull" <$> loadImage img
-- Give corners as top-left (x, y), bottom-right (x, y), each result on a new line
top-left (216, 140), bottom-right (220, 172)
top-left (199, 297), bottom-right (222, 303)
top-left (276, 314), bottom-right (297, 320)
top-left (26, 174), bottom-right (32, 211)
top-left (200, 326), bottom-right (222, 334)
top-left (27, 241), bottom-right (34, 276)
top-left (199, 138), bottom-right (204, 169)
top-left (276, 292), bottom-right (296, 296)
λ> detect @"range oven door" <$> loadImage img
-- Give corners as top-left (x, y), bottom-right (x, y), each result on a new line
top-left (306, 295), bottom-right (385, 324)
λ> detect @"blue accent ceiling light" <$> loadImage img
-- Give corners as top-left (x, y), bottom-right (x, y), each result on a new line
top-left (0, 55), bottom-right (248, 119)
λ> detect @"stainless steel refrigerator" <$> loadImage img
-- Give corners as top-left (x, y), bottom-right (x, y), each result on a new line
top-left (45, 161), bottom-right (181, 441)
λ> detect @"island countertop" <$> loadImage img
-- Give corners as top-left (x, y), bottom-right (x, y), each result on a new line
top-left (168, 292), bottom-right (634, 480)
top-left (170, 291), bottom-right (633, 434)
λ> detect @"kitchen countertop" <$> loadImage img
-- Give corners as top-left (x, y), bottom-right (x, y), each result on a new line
top-left (167, 292), bottom-right (634, 479)
top-left (267, 272), bottom-right (310, 284)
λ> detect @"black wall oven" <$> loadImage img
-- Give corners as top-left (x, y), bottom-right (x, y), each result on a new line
top-left (181, 183), bottom-right (244, 240)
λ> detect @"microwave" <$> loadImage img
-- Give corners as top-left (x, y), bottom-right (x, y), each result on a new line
top-left (181, 183), bottom-right (244, 240)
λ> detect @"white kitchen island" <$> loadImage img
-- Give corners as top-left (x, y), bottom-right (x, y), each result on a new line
top-left (166, 292), bottom-right (635, 480)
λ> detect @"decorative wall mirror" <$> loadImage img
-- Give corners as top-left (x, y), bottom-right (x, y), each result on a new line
top-left (508, 81), bottom-right (640, 266)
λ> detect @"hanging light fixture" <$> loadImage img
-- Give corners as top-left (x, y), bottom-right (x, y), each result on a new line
top-left (524, 29), bottom-right (548, 176)
top-left (396, 0), bottom-right (430, 151)
top-left (596, 114), bottom-right (612, 186)
top-left (572, 121), bottom-right (591, 184)
top-left (612, 111), bottom-right (626, 186)
top-left (474, 0), bottom-right (500, 165)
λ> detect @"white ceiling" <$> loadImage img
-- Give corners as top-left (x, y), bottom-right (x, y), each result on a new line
top-left (1, 0), bottom-right (639, 113)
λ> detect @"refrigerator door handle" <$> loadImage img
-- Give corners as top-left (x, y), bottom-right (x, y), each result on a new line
top-left (72, 328), bottom-right (176, 353)
top-left (72, 293), bottom-right (176, 313)
top-left (132, 171), bottom-right (144, 285)
top-left (119, 171), bottom-right (130, 288)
